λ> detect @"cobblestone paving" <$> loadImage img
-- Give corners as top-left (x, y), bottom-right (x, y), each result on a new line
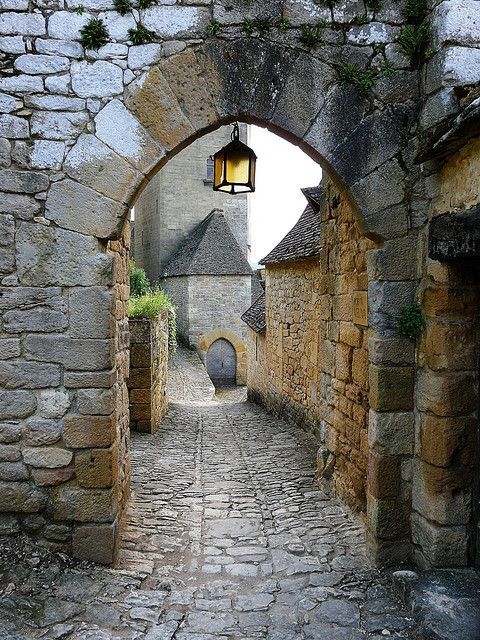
top-left (0, 363), bottom-right (416, 639)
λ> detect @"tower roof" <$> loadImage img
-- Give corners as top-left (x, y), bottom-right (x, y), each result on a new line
top-left (164, 209), bottom-right (253, 277)
top-left (259, 186), bottom-right (324, 266)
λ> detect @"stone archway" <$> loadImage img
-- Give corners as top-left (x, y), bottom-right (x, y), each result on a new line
top-left (2, 0), bottom-right (459, 566)
top-left (200, 329), bottom-right (247, 386)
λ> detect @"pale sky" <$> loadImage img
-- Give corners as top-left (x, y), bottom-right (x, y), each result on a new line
top-left (248, 125), bottom-right (322, 266)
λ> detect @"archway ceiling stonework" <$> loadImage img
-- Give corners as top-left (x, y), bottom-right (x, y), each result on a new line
top-left (0, 0), bottom-right (478, 566)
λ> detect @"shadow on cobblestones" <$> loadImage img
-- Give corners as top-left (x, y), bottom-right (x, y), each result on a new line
top-left (0, 352), bottom-right (416, 639)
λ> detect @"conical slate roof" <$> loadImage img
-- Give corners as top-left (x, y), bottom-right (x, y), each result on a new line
top-left (164, 209), bottom-right (252, 277)
top-left (259, 186), bottom-right (324, 266)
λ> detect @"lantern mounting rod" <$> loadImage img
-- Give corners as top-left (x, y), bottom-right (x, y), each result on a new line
top-left (231, 122), bottom-right (240, 141)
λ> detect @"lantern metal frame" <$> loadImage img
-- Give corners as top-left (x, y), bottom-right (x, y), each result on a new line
top-left (213, 122), bottom-right (257, 194)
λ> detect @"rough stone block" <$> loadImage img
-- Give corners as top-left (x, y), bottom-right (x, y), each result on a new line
top-left (0, 361), bottom-right (61, 390)
top-left (368, 451), bottom-right (401, 499)
top-left (37, 389), bottom-right (71, 419)
top-left (272, 52), bottom-right (334, 139)
top-left (3, 305), bottom-right (67, 333)
top-left (0, 339), bottom-right (21, 360)
top-left (0, 169), bottom-right (48, 194)
top-left (369, 365), bottom-right (414, 411)
top-left (75, 448), bottom-right (114, 488)
top-left (367, 493), bottom-right (410, 540)
top-left (45, 179), bottom-right (125, 240)
top-left (71, 60), bottom-right (123, 98)
top-left (416, 369), bottom-right (477, 417)
top-left (64, 370), bottom-right (116, 389)
top-left (0, 444), bottom-right (20, 462)
top-left (95, 98), bottom-right (163, 171)
top-left (52, 487), bottom-right (115, 522)
top-left (16, 223), bottom-right (114, 287)
top-left (0, 391), bottom-right (36, 420)
top-left (30, 111), bottom-right (89, 141)
top-left (73, 522), bottom-right (117, 564)
top-left (420, 414), bottom-right (476, 468)
top-left (24, 419), bottom-right (63, 447)
top-left (142, 6), bottom-right (208, 38)
top-left (0, 422), bottom-right (21, 444)
top-left (15, 53), bottom-right (69, 75)
top-left (411, 512), bottom-right (468, 567)
top-left (412, 460), bottom-right (471, 526)
top-left (32, 468), bottom-right (74, 487)
top-left (64, 134), bottom-right (139, 206)
top-left (368, 336), bottom-right (415, 365)
top-left (69, 287), bottom-right (115, 340)
top-left (0, 481), bottom-right (46, 513)
top-left (368, 281), bottom-right (415, 336)
top-left (0, 193), bottom-right (41, 220)
top-left (0, 461), bottom-right (29, 481)
top-left (25, 335), bottom-right (113, 372)
top-left (23, 447), bottom-right (73, 469)
top-left (159, 48), bottom-right (218, 132)
top-left (77, 389), bottom-right (115, 416)
top-left (368, 410), bottom-right (414, 455)
top-left (63, 415), bottom-right (114, 448)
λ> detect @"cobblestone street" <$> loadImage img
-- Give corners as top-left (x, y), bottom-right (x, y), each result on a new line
top-left (0, 357), bottom-right (415, 639)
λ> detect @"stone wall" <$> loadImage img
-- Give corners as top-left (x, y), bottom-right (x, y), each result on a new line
top-left (128, 312), bottom-right (169, 434)
top-left (412, 136), bottom-right (480, 567)
top-left (246, 328), bottom-right (267, 405)
top-left (250, 180), bottom-right (374, 513)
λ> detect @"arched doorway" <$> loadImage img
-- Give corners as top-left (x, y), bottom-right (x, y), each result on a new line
top-left (206, 338), bottom-right (237, 385)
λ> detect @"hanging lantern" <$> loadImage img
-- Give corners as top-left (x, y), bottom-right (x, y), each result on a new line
top-left (213, 122), bottom-right (257, 194)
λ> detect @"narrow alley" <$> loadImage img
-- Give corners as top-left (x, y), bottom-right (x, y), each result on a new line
top-left (0, 351), bottom-right (415, 639)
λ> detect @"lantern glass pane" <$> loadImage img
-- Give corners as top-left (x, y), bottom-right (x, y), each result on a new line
top-left (225, 150), bottom-right (250, 185)
top-left (214, 152), bottom-right (224, 188)
top-left (250, 155), bottom-right (256, 190)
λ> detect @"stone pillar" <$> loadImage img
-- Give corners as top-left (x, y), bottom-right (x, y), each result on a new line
top-left (366, 275), bottom-right (417, 565)
top-left (128, 313), bottom-right (169, 434)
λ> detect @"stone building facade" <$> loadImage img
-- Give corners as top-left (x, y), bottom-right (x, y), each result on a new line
top-left (133, 124), bottom-right (249, 282)
top-left (0, 0), bottom-right (478, 568)
top-left (163, 210), bottom-right (252, 384)
top-left (244, 183), bottom-right (374, 513)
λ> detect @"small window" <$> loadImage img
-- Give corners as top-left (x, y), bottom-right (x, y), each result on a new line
top-left (205, 156), bottom-right (214, 183)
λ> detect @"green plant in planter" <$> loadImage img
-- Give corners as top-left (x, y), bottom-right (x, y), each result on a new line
top-left (396, 302), bottom-right (426, 341)
top-left (129, 289), bottom-right (177, 357)
top-left (129, 260), bottom-right (151, 297)
top-left (207, 20), bottom-right (223, 37)
top-left (128, 24), bottom-right (155, 44)
top-left (399, 22), bottom-right (429, 66)
top-left (114, 0), bottom-right (132, 16)
top-left (299, 22), bottom-right (325, 47)
top-left (80, 18), bottom-right (110, 50)
top-left (338, 62), bottom-right (377, 97)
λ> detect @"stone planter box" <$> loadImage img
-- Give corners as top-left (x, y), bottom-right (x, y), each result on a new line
top-left (128, 312), bottom-right (169, 433)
